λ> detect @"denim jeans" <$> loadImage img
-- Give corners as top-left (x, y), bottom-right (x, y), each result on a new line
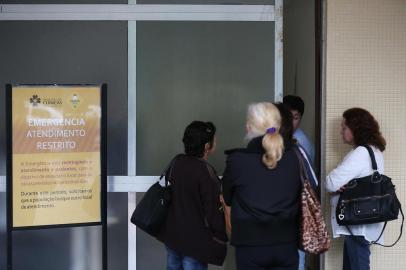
top-left (342, 235), bottom-right (371, 270)
top-left (298, 250), bottom-right (305, 270)
top-left (166, 246), bottom-right (208, 270)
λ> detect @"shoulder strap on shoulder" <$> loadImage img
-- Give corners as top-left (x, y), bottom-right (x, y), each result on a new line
top-left (361, 145), bottom-right (378, 170)
top-left (159, 154), bottom-right (183, 186)
top-left (292, 146), bottom-right (308, 184)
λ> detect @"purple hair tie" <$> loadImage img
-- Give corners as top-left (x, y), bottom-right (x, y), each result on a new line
top-left (266, 127), bottom-right (277, 134)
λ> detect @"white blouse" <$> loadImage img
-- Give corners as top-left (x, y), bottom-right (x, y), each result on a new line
top-left (326, 145), bottom-right (385, 244)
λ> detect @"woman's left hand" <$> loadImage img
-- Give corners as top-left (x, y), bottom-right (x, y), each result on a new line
top-left (337, 186), bottom-right (346, 193)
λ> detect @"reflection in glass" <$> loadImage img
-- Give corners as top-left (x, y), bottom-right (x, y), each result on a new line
top-left (135, 21), bottom-right (275, 270)
top-left (0, 21), bottom-right (128, 176)
top-left (0, 193), bottom-right (128, 270)
top-left (2, 0), bottom-right (126, 3)
top-left (136, 21), bottom-right (275, 175)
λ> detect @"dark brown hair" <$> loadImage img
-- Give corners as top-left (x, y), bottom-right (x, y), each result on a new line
top-left (275, 103), bottom-right (295, 144)
top-left (183, 121), bottom-right (216, 157)
top-left (283, 95), bottom-right (305, 116)
top-left (343, 108), bottom-right (386, 151)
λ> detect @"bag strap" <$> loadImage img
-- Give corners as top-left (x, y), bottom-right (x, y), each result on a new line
top-left (362, 145), bottom-right (378, 171)
top-left (183, 156), bottom-right (219, 182)
top-left (160, 154), bottom-right (218, 187)
top-left (293, 146), bottom-right (309, 185)
top-left (159, 154), bottom-right (182, 187)
top-left (345, 201), bottom-right (404, 247)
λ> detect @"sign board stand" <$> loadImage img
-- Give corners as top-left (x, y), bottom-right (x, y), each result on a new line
top-left (6, 84), bottom-right (108, 270)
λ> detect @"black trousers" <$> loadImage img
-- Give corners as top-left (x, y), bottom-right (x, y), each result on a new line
top-left (235, 243), bottom-right (298, 270)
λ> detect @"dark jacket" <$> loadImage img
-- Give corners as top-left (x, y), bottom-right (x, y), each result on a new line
top-left (222, 137), bottom-right (301, 246)
top-left (157, 154), bottom-right (227, 266)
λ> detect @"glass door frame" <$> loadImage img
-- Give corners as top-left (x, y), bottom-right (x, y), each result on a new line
top-left (0, 3), bottom-right (283, 269)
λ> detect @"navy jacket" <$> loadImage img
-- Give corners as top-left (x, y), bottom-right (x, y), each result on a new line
top-left (222, 137), bottom-right (301, 246)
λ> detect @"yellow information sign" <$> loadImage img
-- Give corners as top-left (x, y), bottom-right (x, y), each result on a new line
top-left (12, 85), bottom-right (102, 227)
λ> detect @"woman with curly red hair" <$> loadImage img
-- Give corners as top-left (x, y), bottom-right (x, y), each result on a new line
top-left (326, 108), bottom-right (386, 270)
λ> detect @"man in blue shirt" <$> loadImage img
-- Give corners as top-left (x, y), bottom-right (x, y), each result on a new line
top-left (283, 95), bottom-right (315, 163)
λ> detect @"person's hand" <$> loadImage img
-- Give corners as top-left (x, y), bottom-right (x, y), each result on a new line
top-left (337, 186), bottom-right (346, 193)
top-left (330, 186), bottom-right (345, 195)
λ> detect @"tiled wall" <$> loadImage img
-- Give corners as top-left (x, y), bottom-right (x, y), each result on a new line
top-left (324, 0), bottom-right (406, 269)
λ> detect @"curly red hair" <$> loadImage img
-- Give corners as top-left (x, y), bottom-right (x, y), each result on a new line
top-left (343, 108), bottom-right (386, 151)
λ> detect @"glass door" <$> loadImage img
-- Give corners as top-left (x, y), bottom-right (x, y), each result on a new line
top-left (133, 21), bottom-right (277, 270)
top-left (0, 2), bottom-right (282, 270)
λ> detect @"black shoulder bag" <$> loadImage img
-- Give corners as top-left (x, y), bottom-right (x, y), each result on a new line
top-left (336, 145), bottom-right (404, 246)
top-left (130, 155), bottom-right (179, 237)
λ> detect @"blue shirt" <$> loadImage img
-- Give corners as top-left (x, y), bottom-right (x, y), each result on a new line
top-left (294, 128), bottom-right (315, 164)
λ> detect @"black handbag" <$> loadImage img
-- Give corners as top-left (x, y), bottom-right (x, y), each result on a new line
top-left (130, 156), bottom-right (178, 237)
top-left (336, 145), bottom-right (404, 246)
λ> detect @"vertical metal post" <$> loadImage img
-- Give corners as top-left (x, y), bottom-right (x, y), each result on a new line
top-left (275, 0), bottom-right (284, 102)
top-left (128, 1), bottom-right (138, 266)
top-left (101, 84), bottom-right (108, 270)
top-left (128, 192), bottom-right (137, 270)
top-left (319, 0), bottom-right (328, 269)
top-left (6, 210), bottom-right (12, 270)
top-left (6, 85), bottom-right (13, 270)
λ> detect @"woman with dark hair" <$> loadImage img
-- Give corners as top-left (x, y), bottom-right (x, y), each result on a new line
top-left (157, 121), bottom-right (227, 270)
top-left (326, 108), bottom-right (386, 270)
top-left (222, 102), bottom-right (302, 270)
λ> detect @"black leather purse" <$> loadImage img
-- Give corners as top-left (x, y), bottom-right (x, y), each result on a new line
top-left (130, 156), bottom-right (178, 237)
top-left (336, 145), bottom-right (404, 246)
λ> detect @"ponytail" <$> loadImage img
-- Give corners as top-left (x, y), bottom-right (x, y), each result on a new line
top-left (246, 102), bottom-right (284, 169)
top-left (262, 131), bottom-right (284, 169)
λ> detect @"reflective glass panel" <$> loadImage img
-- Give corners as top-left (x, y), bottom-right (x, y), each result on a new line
top-left (0, 21), bottom-right (128, 270)
top-left (135, 21), bottom-right (275, 270)
top-left (3, 0), bottom-right (126, 3)
top-left (0, 21), bottom-right (128, 176)
top-left (0, 192), bottom-right (128, 270)
top-left (136, 21), bottom-right (275, 175)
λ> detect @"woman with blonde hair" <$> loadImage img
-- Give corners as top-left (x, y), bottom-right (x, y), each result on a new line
top-left (222, 102), bottom-right (302, 270)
